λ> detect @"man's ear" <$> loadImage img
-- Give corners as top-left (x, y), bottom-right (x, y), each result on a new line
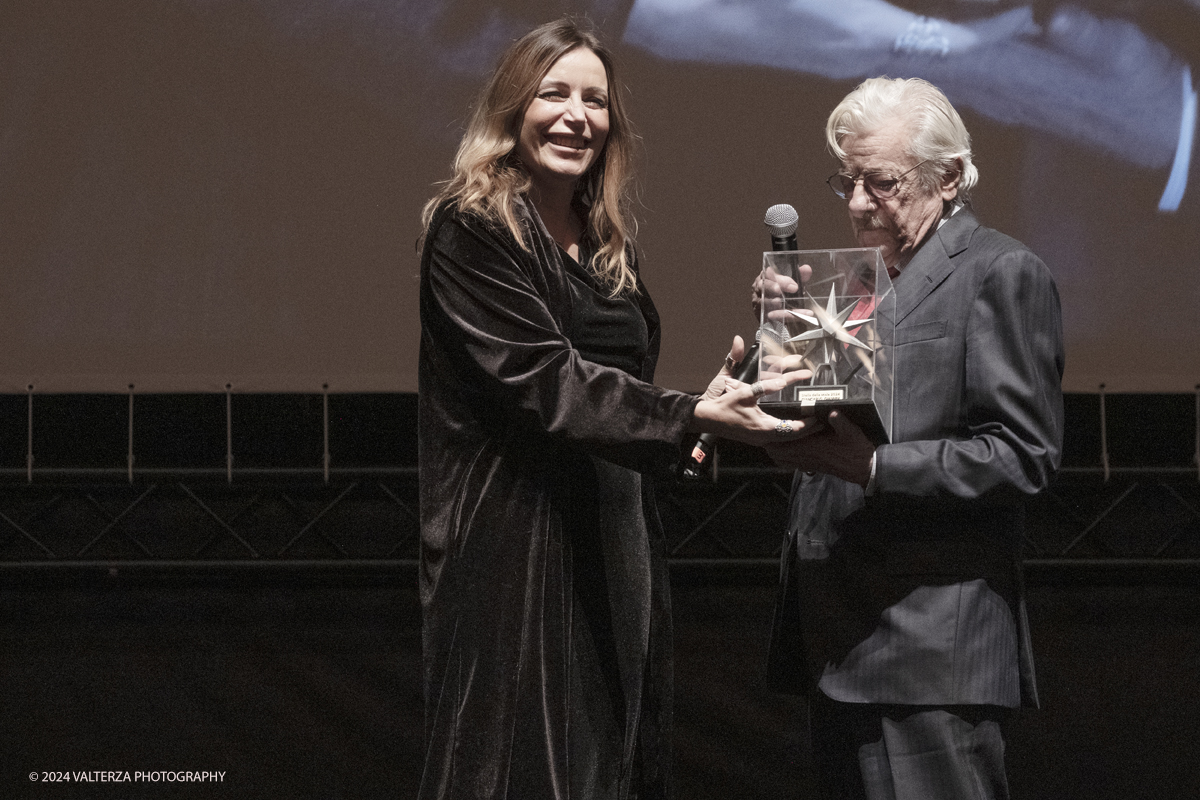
top-left (940, 157), bottom-right (963, 201)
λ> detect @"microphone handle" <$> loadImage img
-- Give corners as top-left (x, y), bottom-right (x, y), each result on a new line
top-left (730, 340), bottom-right (761, 385)
top-left (681, 219), bottom-right (793, 479)
top-left (681, 341), bottom-right (760, 480)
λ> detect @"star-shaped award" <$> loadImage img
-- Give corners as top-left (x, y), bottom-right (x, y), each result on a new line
top-left (779, 285), bottom-right (875, 378)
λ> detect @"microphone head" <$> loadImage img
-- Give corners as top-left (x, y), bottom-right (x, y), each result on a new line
top-left (764, 203), bottom-right (799, 238)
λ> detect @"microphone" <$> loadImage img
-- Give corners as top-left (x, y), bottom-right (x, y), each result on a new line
top-left (765, 202), bottom-right (799, 251)
top-left (682, 204), bottom-right (799, 480)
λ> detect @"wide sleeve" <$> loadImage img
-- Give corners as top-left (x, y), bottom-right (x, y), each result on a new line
top-left (874, 246), bottom-right (1065, 499)
top-left (420, 209), bottom-right (698, 471)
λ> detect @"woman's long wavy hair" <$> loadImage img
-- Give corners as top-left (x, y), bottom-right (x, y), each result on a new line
top-left (421, 18), bottom-right (639, 296)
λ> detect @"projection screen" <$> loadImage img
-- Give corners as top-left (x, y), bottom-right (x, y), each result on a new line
top-left (2, 0), bottom-right (1198, 394)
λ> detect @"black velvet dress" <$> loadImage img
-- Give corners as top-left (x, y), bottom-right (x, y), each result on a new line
top-left (417, 197), bottom-right (697, 800)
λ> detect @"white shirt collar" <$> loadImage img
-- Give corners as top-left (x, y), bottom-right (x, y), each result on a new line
top-left (937, 199), bottom-right (965, 230)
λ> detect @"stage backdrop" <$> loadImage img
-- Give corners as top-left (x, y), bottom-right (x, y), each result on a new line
top-left (2, 0), bottom-right (1197, 394)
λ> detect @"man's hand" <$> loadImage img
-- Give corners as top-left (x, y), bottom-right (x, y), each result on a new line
top-left (751, 264), bottom-right (808, 323)
top-left (762, 410), bottom-right (876, 488)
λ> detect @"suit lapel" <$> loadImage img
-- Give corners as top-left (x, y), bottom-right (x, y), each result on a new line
top-left (894, 207), bottom-right (979, 324)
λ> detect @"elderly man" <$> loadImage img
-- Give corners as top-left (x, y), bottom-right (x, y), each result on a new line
top-left (760, 77), bottom-right (1064, 799)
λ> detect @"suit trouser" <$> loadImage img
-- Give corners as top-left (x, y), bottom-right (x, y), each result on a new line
top-left (808, 692), bottom-right (1012, 800)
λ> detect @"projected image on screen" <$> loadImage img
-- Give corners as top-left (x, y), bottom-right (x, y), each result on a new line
top-left (1, 0), bottom-right (1197, 394)
top-left (624, 0), bottom-right (1197, 212)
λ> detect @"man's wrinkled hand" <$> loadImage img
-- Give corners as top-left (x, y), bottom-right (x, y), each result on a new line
top-left (763, 410), bottom-right (874, 488)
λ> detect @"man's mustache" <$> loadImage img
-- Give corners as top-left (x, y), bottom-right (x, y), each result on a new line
top-left (853, 214), bottom-right (887, 233)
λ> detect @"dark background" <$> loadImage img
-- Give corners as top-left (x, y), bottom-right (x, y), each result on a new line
top-left (3, 573), bottom-right (1197, 799)
top-left (2, 392), bottom-right (1198, 799)
top-left (2, 0), bottom-right (1199, 796)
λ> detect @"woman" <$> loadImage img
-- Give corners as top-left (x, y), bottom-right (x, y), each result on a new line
top-left (418, 18), bottom-right (806, 799)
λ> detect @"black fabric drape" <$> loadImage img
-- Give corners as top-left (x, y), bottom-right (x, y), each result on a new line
top-left (417, 197), bottom-right (697, 799)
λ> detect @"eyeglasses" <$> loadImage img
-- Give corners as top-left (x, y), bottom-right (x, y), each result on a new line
top-left (826, 160), bottom-right (927, 200)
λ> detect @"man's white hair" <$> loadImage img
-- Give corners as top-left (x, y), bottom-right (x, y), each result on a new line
top-left (826, 77), bottom-right (978, 198)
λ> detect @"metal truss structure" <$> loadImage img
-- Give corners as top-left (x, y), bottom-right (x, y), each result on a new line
top-left (1, 465), bottom-right (1196, 573)
top-left (2, 390), bottom-right (1196, 574)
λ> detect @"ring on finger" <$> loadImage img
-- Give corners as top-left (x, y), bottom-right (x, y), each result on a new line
top-left (724, 352), bottom-right (737, 371)
top-left (774, 419), bottom-right (794, 435)
top-left (750, 381), bottom-right (766, 397)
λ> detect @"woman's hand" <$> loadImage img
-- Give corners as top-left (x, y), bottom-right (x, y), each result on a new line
top-left (700, 335), bottom-right (746, 402)
top-left (691, 337), bottom-right (818, 446)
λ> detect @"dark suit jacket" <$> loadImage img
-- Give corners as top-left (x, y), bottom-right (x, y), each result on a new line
top-left (767, 207), bottom-right (1064, 708)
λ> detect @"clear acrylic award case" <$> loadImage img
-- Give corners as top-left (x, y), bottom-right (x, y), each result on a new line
top-left (756, 248), bottom-right (895, 444)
